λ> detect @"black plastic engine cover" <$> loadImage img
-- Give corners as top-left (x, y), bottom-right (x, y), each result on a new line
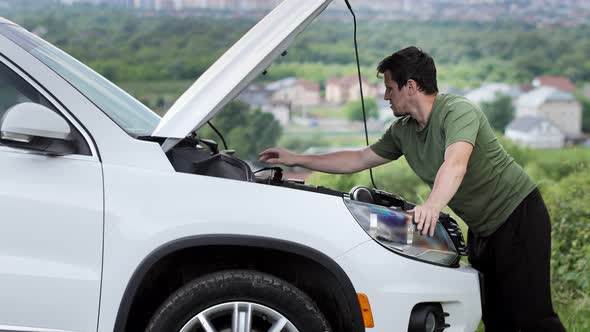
top-left (166, 139), bottom-right (254, 182)
top-left (192, 153), bottom-right (254, 182)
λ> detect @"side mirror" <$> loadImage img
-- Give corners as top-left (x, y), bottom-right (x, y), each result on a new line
top-left (0, 102), bottom-right (77, 156)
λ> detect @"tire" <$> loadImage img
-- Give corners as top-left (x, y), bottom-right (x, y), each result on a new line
top-left (145, 269), bottom-right (332, 332)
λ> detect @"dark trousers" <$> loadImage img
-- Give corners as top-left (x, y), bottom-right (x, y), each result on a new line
top-left (468, 188), bottom-right (566, 332)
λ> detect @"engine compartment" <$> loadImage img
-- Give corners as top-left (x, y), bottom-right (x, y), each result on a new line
top-left (161, 136), bottom-right (347, 196)
top-left (152, 136), bottom-right (468, 256)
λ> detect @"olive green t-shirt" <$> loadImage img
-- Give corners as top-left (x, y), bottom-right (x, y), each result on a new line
top-left (370, 93), bottom-right (536, 237)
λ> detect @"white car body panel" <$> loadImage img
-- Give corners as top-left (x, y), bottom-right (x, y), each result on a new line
top-left (152, 0), bottom-right (332, 139)
top-left (0, 1), bottom-right (482, 330)
top-left (336, 241), bottom-right (482, 332)
top-left (0, 142), bottom-right (103, 332)
top-left (97, 165), bottom-right (370, 331)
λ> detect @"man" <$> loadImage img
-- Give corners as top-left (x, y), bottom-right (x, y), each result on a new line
top-left (259, 46), bottom-right (565, 331)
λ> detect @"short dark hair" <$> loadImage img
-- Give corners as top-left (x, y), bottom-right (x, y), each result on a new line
top-left (377, 46), bottom-right (438, 95)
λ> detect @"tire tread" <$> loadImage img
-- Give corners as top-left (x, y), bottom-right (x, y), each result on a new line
top-left (145, 270), bottom-right (331, 332)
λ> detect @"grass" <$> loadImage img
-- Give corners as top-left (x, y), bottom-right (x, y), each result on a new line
top-left (304, 104), bottom-right (349, 120)
top-left (533, 146), bottom-right (590, 163)
top-left (555, 295), bottom-right (590, 331)
top-left (473, 296), bottom-right (590, 331)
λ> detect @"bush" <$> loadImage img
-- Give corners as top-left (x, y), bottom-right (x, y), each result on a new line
top-left (344, 98), bottom-right (378, 122)
top-left (496, 134), bottom-right (534, 166)
top-left (480, 94), bottom-right (514, 132)
top-left (542, 165), bottom-right (590, 299)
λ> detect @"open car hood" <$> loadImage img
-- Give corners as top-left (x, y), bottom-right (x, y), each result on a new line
top-left (151, 0), bottom-right (333, 142)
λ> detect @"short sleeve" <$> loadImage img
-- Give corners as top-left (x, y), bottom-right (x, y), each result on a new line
top-left (370, 124), bottom-right (403, 160)
top-left (443, 102), bottom-right (480, 148)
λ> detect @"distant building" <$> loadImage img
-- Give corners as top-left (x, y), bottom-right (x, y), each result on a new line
top-left (237, 84), bottom-right (272, 109)
top-left (133, 0), bottom-right (155, 9)
top-left (532, 76), bottom-right (576, 93)
top-left (515, 86), bottom-right (582, 139)
top-left (63, 0), bottom-right (134, 6)
top-left (180, 0), bottom-right (206, 8)
top-left (133, 0), bottom-right (151, 8)
top-left (505, 116), bottom-right (564, 148)
top-left (267, 77), bottom-right (321, 108)
top-left (155, 0), bottom-right (181, 10)
top-left (176, 0), bottom-right (281, 10)
top-left (261, 101), bottom-right (290, 125)
top-left (325, 75), bottom-right (378, 104)
top-left (439, 86), bottom-right (464, 96)
top-left (464, 83), bottom-right (521, 106)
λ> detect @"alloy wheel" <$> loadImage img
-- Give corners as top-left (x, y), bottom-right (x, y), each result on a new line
top-left (179, 301), bottom-right (299, 332)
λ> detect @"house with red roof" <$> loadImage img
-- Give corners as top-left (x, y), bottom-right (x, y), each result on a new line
top-left (532, 76), bottom-right (576, 93)
top-left (514, 86), bottom-right (582, 142)
top-left (267, 77), bottom-right (321, 107)
top-left (325, 75), bottom-right (378, 104)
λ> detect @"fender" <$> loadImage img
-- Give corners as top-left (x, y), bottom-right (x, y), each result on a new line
top-left (113, 234), bottom-right (364, 332)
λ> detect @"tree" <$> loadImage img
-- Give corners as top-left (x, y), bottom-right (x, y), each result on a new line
top-left (344, 98), bottom-right (378, 122)
top-left (480, 94), bottom-right (515, 132)
top-left (578, 96), bottom-right (590, 133)
top-left (197, 101), bottom-right (282, 161)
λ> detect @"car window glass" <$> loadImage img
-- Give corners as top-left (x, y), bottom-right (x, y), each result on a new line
top-left (0, 62), bottom-right (53, 118)
top-left (0, 24), bottom-right (160, 138)
top-left (0, 61), bottom-right (91, 155)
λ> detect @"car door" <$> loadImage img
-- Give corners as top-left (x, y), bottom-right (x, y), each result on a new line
top-left (0, 58), bottom-right (103, 332)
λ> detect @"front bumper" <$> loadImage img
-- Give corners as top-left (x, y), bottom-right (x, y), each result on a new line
top-left (336, 240), bottom-right (481, 332)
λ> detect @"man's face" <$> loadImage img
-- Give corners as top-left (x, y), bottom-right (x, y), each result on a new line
top-left (383, 70), bottom-right (408, 117)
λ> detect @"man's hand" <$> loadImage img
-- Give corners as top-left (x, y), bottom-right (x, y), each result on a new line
top-left (408, 204), bottom-right (441, 237)
top-left (410, 142), bottom-right (473, 237)
top-left (259, 147), bottom-right (299, 167)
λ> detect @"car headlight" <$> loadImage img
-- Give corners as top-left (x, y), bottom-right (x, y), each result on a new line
top-left (344, 199), bottom-right (460, 267)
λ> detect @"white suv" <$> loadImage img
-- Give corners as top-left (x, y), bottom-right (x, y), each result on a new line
top-left (0, 1), bottom-right (481, 331)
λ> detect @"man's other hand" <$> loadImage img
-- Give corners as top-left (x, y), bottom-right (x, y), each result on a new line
top-left (408, 204), bottom-right (441, 237)
top-left (259, 147), bottom-right (298, 167)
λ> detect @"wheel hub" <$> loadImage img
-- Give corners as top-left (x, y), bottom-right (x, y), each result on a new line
top-left (179, 301), bottom-right (299, 332)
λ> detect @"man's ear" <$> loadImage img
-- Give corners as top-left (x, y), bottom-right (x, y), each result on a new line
top-left (407, 79), bottom-right (417, 96)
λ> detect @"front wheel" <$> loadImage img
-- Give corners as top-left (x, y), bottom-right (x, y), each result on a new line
top-left (146, 270), bottom-right (331, 332)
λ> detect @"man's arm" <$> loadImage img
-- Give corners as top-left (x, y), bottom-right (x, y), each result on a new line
top-left (410, 141), bottom-right (473, 236)
top-left (258, 146), bottom-right (390, 174)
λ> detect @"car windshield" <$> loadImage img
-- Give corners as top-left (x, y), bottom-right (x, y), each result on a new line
top-left (0, 23), bottom-right (160, 137)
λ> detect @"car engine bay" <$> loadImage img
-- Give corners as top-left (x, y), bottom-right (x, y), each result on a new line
top-left (149, 136), bottom-right (468, 257)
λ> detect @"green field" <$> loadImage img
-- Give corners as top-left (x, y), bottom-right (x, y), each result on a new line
top-left (304, 104), bottom-right (350, 120)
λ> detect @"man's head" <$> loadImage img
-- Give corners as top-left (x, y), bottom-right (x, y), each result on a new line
top-left (377, 46), bottom-right (438, 117)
